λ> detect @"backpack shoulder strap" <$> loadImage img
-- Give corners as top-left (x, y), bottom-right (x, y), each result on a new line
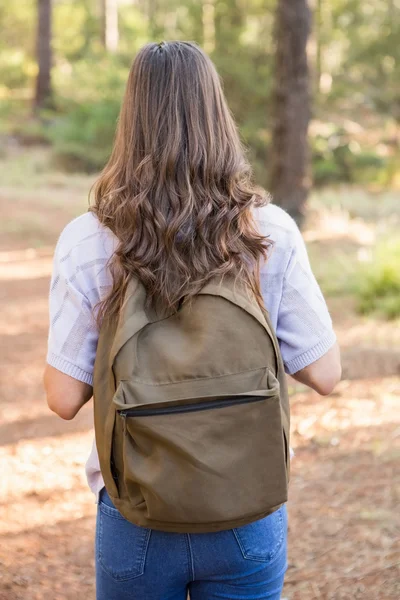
top-left (109, 275), bottom-right (285, 382)
top-left (198, 276), bottom-right (285, 382)
top-left (198, 276), bottom-right (267, 330)
top-left (109, 278), bottom-right (150, 366)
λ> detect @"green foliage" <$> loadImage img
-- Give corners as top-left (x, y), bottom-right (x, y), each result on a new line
top-left (46, 55), bottom-right (129, 171)
top-left (308, 230), bottom-right (400, 321)
top-left (34, 0), bottom-right (277, 175)
top-left (12, 118), bottom-right (50, 145)
top-left (48, 99), bottom-right (120, 172)
top-left (354, 240), bottom-right (400, 319)
top-left (328, 1), bottom-right (400, 121)
top-left (53, 54), bottom-right (128, 107)
top-left (307, 190), bottom-right (400, 313)
top-left (0, 0), bottom-right (35, 90)
top-left (0, 0), bottom-right (399, 179)
top-left (312, 125), bottom-right (388, 186)
top-left (0, 49), bottom-right (35, 89)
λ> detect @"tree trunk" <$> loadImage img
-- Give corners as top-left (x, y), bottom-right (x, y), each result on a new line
top-left (34, 0), bottom-right (53, 112)
top-left (101, 0), bottom-right (119, 52)
top-left (269, 0), bottom-right (311, 227)
top-left (202, 1), bottom-right (215, 53)
top-left (315, 0), bottom-right (322, 94)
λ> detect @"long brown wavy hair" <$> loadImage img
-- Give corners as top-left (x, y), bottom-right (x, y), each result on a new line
top-left (90, 41), bottom-right (272, 322)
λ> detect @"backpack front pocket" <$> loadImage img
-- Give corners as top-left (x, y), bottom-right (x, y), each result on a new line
top-left (117, 390), bottom-right (288, 528)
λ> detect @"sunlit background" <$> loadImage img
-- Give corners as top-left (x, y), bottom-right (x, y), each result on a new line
top-left (0, 1), bottom-right (399, 598)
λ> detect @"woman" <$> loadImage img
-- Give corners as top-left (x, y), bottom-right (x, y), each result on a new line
top-left (44, 41), bottom-right (341, 600)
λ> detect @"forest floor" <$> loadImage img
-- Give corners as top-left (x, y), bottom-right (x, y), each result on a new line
top-left (0, 146), bottom-right (399, 599)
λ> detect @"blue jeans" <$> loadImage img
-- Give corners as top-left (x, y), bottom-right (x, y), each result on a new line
top-left (96, 486), bottom-right (288, 600)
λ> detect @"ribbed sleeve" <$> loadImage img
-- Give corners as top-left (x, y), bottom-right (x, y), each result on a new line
top-left (46, 352), bottom-right (94, 385)
top-left (257, 204), bottom-right (336, 375)
top-left (46, 213), bottom-right (115, 386)
top-left (284, 331), bottom-right (337, 375)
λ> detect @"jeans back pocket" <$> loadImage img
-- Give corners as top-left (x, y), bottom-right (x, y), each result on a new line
top-left (96, 487), bottom-right (151, 581)
top-left (232, 504), bottom-right (287, 564)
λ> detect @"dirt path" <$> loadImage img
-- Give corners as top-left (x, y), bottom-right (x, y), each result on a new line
top-left (1, 252), bottom-right (399, 600)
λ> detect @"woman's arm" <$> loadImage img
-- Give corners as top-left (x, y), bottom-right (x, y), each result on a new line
top-left (290, 341), bottom-right (341, 396)
top-left (44, 217), bottom-right (108, 421)
top-left (44, 365), bottom-right (93, 420)
top-left (263, 207), bottom-right (340, 392)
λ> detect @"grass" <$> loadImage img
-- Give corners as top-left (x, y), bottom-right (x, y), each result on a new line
top-left (310, 237), bottom-right (400, 319)
top-left (307, 242), bottom-right (360, 297)
top-left (308, 186), bottom-right (400, 222)
top-left (0, 146), bottom-right (93, 250)
top-left (0, 145), bottom-right (95, 192)
top-left (354, 239), bottom-right (400, 319)
top-left (306, 187), bottom-right (400, 318)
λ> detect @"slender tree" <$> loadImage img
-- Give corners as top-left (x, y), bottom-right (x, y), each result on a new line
top-left (34, 0), bottom-right (53, 111)
top-left (202, 0), bottom-right (215, 53)
top-left (101, 0), bottom-right (119, 52)
top-left (269, 0), bottom-right (312, 226)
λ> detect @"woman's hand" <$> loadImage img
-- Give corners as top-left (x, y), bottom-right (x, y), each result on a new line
top-left (43, 365), bottom-right (93, 420)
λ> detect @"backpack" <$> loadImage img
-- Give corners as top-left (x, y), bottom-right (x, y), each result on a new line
top-left (93, 275), bottom-right (290, 533)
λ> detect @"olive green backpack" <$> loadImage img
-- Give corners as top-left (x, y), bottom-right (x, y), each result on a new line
top-left (93, 275), bottom-right (290, 533)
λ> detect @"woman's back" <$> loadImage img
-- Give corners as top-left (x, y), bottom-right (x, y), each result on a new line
top-left (48, 202), bottom-right (335, 399)
top-left (44, 41), bottom-right (340, 599)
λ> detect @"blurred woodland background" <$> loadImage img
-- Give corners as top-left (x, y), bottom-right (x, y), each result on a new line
top-left (0, 1), bottom-right (399, 599)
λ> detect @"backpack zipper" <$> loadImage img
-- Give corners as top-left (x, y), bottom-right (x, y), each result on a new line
top-left (118, 395), bottom-right (265, 418)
